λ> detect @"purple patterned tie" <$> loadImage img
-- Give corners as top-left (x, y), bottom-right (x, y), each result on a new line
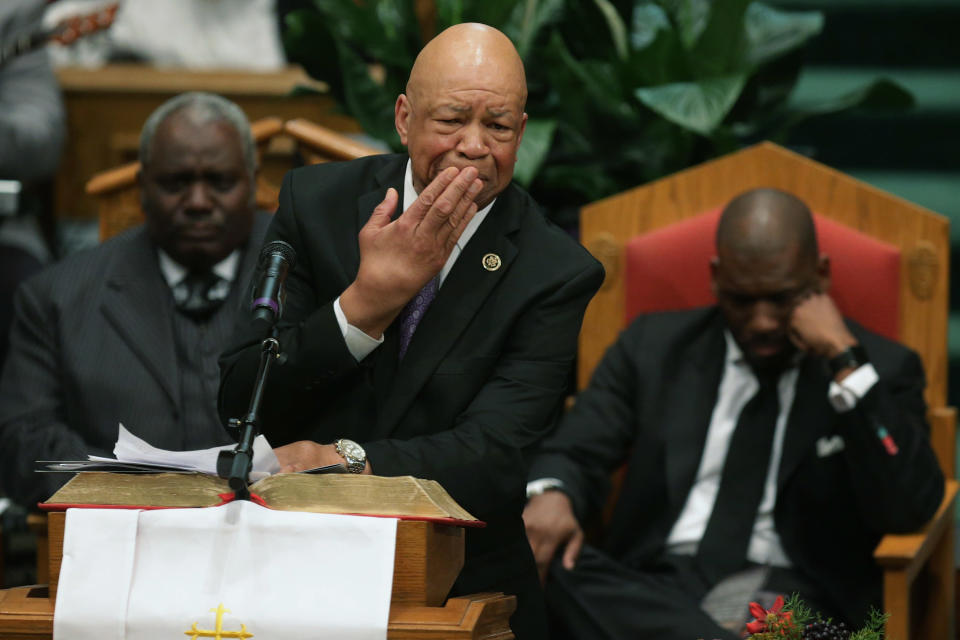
top-left (398, 276), bottom-right (439, 359)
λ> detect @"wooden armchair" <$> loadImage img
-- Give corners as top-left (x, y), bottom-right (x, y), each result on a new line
top-left (578, 141), bottom-right (957, 640)
top-left (86, 117), bottom-right (383, 241)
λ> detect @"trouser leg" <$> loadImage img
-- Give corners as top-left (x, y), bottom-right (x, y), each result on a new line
top-left (544, 546), bottom-right (739, 640)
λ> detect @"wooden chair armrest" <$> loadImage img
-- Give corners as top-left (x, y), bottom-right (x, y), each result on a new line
top-left (873, 479), bottom-right (957, 580)
top-left (283, 118), bottom-right (384, 161)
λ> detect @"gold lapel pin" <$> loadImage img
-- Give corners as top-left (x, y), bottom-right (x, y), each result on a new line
top-left (482, 253), bottom-right (502, 271)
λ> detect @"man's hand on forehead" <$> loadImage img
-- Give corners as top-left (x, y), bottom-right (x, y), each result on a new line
top-left (789, 292), bottom-right (857, 360)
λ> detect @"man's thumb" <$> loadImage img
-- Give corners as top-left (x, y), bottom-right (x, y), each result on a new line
top-left (366, 188), bottom-right (398, 230)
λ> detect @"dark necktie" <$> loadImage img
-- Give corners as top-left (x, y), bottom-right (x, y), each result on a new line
top-left (174, 270), bottom-right (226, 321)
top-left (398, 276), bottom-right (438, 359)
top-left (697, 371), bottom-right (781, 584)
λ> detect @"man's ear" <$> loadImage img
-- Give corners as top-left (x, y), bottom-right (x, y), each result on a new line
top-left (395, 94), bottom-right (411, 146)
top-left (709, 256), bottom-right (719, 297)
top-left (517, 112), bottom-right (528, 145)
top-left (817, 253), bottom-right (831, 293)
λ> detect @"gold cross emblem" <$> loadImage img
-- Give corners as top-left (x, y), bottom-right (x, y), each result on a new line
top-left (184, 603), bottom-right (253, 639)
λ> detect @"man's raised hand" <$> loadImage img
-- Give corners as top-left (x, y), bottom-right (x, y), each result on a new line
top-left (340, 166), bottom-right (483, 338)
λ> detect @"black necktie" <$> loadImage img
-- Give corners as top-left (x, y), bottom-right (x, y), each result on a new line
top-left (174, 270), bottom-right (225, 321)
top-left (697, 371), bottom-right (780, 584)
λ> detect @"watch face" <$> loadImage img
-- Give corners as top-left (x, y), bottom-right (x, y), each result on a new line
top-left (339, 439), bottom-right (364, 459)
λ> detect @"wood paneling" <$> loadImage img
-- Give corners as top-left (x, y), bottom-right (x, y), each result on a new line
top-left (55, 64), bottom-right (363, 220)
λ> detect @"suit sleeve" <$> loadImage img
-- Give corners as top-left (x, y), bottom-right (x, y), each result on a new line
top-left (0, 280), bottom-right (111, 506)
top-left (362, 261), bottom-right (604, 521)
top-left (527, 320), bottom-right (646, 521)
top-left (834, 346), bottom-right (945, 533)
top-left (218, 169), bottom-right (363, 438)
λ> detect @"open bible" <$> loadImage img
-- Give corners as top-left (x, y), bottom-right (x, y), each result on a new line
top-left (41, 471), bottom-right (481, 526)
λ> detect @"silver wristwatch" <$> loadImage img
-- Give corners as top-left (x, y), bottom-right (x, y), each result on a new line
top-left (334, 438), bottom-right (366, 473)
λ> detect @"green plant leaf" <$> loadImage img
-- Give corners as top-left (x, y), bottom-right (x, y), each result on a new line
top-left (435, 0), bottom-right (464, 30)
top-left (335, 40), bottom-right (402, 149)
top-left (629, 2), bottom-right (670, 51)
top-left (660, 0), bottom-right (711, 49)
top-left (626, 3), bottom-right (689, 86)
top-left (592, 0), bottom-right (629, 60)
top-left (744, 3), bottom-right (823, 67)
top-left (783, 77), bottom-right (915, 127)
top-left (544, 33), bottom-right (631, 121)
top-left (501, 0), bottom-right (565, 60)
top-left (688, 0), bottom-right (751, 77)
top-left (514, 118), bottom-right (557, 187)
top-left (313, 0), bottom-right (416, 68)
top-left (635, 74), bottom-right (748, 135)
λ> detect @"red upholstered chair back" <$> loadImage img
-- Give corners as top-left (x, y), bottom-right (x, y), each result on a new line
top-left (624, 208), bottom-right (901, 341)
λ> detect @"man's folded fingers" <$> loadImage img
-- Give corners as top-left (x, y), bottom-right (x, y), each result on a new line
top-left (420, 167), bottom-right (479, 234)
top-left (406, 166), bottom-right (460, 222)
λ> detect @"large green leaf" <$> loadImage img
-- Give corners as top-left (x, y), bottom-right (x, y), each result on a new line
top-left (514, 118), bottom-right (557, 187)
top-left (626, 3), bottom-right (688, 86)
top-left (743, 3), bottom-right (823, 68)
top-left (783, 78), bottom-right (915, 127)
top-left (688, 0), bottom-right (750, 77)
top-left (635, 74), bottom-right (748, 135)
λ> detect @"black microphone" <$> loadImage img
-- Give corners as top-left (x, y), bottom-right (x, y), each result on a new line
top-left (250, 240), bottom-right (296, 335)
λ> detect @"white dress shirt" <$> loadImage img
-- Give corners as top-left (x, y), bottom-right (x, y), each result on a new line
top-left (333, 160), bottom-right (495, 361)
top-left (157, 248), bottom-right (240, 302)
top-left (666, 332), bottom-right (879, 567)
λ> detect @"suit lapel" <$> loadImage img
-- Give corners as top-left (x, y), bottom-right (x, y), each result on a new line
top-left (358, 159), bottom-right (407, 409)
top-left (664, 317), bottom-right (727, 515)
top-left (778, 356), bottom-right (830, 488)
top-left (100, 229), bottom-right (180, 408)
top-left (372, 185), bottom-right (524, 439)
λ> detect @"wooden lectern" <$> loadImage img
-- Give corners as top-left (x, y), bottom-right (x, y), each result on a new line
top-left (0, 511), bottom-right (515, 639)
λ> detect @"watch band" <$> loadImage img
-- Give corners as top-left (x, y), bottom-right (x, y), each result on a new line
top-left (828, 344), bottom-right (869, 376)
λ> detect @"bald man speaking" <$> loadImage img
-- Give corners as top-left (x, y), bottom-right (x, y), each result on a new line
top-left (219, 24), bottom-right (603, 637)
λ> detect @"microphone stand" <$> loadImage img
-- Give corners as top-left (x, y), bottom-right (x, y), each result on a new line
top-left (217, 330), bottom-right (280, 501)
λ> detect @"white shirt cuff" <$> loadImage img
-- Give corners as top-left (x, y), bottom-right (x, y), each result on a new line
top-left (333, 296), bottom-right (383, 362)
top-left (526, 478), bottom-right (565, 499)
top-left (828, 363), bottom-right (880, 413)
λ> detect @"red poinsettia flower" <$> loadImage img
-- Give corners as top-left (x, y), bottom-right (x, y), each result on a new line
top-left (745, 595), bottom-right (793, 635)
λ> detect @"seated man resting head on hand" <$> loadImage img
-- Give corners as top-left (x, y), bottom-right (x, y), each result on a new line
top-left (523, 188), bottom-right (944, 640)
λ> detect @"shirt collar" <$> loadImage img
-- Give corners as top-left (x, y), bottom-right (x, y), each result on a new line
top-left (157, 248), bottom-right (240, 288)
top-left (402, 160), bottom-right (494, 252)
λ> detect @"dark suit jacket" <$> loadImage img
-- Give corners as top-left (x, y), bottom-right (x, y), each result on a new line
top-left (530, 307), bottom-right (944, 625)
top-left (0, 214), bottom-right (270, 506)
top-left (219, 155), bottom-right (604, 629)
